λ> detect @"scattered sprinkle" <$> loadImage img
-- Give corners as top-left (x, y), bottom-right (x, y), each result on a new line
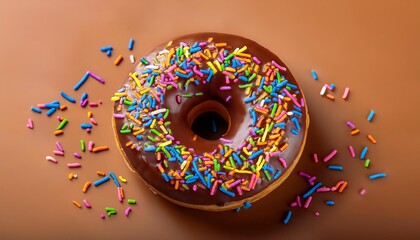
top-left (369, 173), bottom-right (386, 180)
top-left (311, 70), bottom-right (318, 80)
top-left (367, 109), bottom-right (375, 122)
top-left (283, 210), bottom-right (292, 224)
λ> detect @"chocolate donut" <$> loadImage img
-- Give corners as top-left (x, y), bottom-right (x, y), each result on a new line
top-left (112, 33), bottom-right (309, 211)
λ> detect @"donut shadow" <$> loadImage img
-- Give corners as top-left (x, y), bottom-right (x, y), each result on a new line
top-left (151, 109), bottom-right (340, 238)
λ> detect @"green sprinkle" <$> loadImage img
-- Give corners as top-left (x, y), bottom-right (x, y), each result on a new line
top-left (121, 123), bottom-right (128, 130)
top-left (156, 146), bottom-right (162, 152)
top-left (182, 93), bottom-right (193, 98)
top-left (248, 73), bottom-right (257, 82)
top-left (147, 136), bottom-right (156, 142)
top-left (128, 199), bottom-right (137, 204)
top-left (167, 85), bottom-right (173, 90)
top-left (107, 211), bottom-right (117, 216)
top-left (286, 86), bottom-right (291, 91)
top-left (239, 83), bottom-right (253, 89)
top-left (249, 137), bottom-right (255, 146)
top-left (163, 160), bottom-right (169, 168)
top-left (163, 109), bottom-right (170, 119)
top-left (264, 170), bottom-right (271, 181)
top-left (225, 53), bottom-right (235, 61)
top-left (80, 140), bottom-right (85, 152)
top-left (270, 103), bottom-right (278, 118)
top-left (105, 207), bottom-right (116, 212)
top-left (240, 155), bottom-right (246, 161)
top-left (263, 85), bottom-right (272, 93)
top-left (162, 147), bottom-right (171, 158)
top-left (256, 128), bottom-right (264, 134)
top-left (229, 156), bottom-right (236, 169)
top-left (120, 129), bottom-right (131, 134)
top-left (365, 159), bottom-right (371, 168)
top-left (268, 122), bottom-right (274, 132)
top-left (123, 99), bottom-right (133, 106)
top-left (56, 118), bottom-right (68, 130)
top-left (151, 129), bottom-right (161, 136)
top-left (195, 92), bottom-right (204, 96)
top-left (245, 69), bottom-right (249, 76)
top-left (250, 165), bottom-right (256, 173)
top-left (276, 71), bottom-right (281, 82)
top-left (164, 121), bottom-right (171, 126)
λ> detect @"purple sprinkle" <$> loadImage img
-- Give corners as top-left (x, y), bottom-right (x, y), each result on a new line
top-left (220, 86), bottom-right (231, 91)
top-left (298, 172), bottom-right (311, 178)
top-left (226, 95), bottom-right (232, 102)
top-left (346, 121), bottom-right (356, 129)
top-left (113, 114), bottom-right (125, 119)
top-left (219, 138), bottom-right (233, 144)
top-left (74, 152), bottom-right (82, 159)
top-left (88, 71), bottom-right (105, 83)
top-left (55, 141), bottom-right (64, 152)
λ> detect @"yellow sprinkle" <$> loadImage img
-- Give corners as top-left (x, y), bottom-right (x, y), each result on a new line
top-left (225, 67), bottom-right (236, 72)
top-left (256, 159), bottom-right (266, 172)
top-left (111, 96), bottom-right (120, 102)
top-left (159, 140), bottom-right (172, 147)
top-left (133, 128), bottom-right (145, 136)
top-left (224, 149), bottom-right (233, 158)
top-left (166, 40), bottom-right (173, 47)
top-left (114, 92), bottom-right (127, 97)
top-left (150, 119), bottom-right (156, 129)
top-left (242, 147), bottom-right (251, 156)
top-left (160, 125), bottom-right (168, 135)
top-left (262, 123), bottom-right (269, 142)
top-left (236, 46), bottom-right (248, 53)
top-left (233, 52), bottom-right (251, 58)
top-left (68, 173), bottom-right (74, 180)
top-left (234, 169), bottom-right (253, 174)
top-left (213, 60), bottom-right (223, 72)
top-left (215, 42), bottom-right (227, 47)
top-left (118, 176), bottom-right (127, 183)
top-left (204, 153), bottom-right (214, 159)
top-left (207, 61), bottom-right (218, 73)
top-left (140, 87), bottom-right (151, 95)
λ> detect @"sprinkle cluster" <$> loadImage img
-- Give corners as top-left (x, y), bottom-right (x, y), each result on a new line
top-left (113, 37), bottom-right (305, 200)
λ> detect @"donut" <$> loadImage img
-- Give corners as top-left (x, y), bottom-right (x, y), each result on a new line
top-left (112, 33), bottom-right (309, 211)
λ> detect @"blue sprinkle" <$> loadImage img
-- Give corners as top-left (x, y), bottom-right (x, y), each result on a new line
top-left (369, 173), bottom-right (386, 180)
top-left (60, 92), bottom-right (76, 103)
top-left (243, 201), bottom-right (252, 209)
top-left (100, 46), bottom-right (113, 52)
top-left (46, 107), bottom-right (56, 116)
top-left (286, 83), bottom-right (297, 89)
top-left (326, 200), bottom-right (335, 206)
top-left (311, 70), bottom-right (318, 80)
top-left (93, 176), bottom-right (110, 186)
top-left (81, 92), bottom-right (88, 101)
top-left (74, 72), bottom-right (90, 91)
top-left (283, 210), bottom-right (292, 224)
top-left (249, 149), bottom-right (263, 160)
top-left (291, 129), bottom-right (299, 135)
top-left (144, 146), bottom-right (156, 152)
top-left (106, 49), bottom-right (112, 57)
top-left (330, 83), bottom-right (335, 90)
top-left (303, 182), bottom-right (323, 198)
top-left (219, 187), bottom-right (235, 197)
top-left (238, 76), bottom-right (248, 82)
top-left (162, 173), bottom-right (169, 182)
top-left (367, 109), bottom-right (375, 121)
top-left (136, 135), bottom-right (143, 140)
top-left (291, 117), bottom-right (301, 130)
top-left (109, 172), bottom-right (121, 187)
top-left (273, 170), bottom-right (282, 180)
top-left (45, 103), bottom-right (60, 108)
top-left (328, 165), bottom-right (343, 171)
top-left (211, 118), bottom-right (217, 133)
top-left (249, 108), bottom-right (257, 126)
top-left (31, 106), bottom-right (42, 113)
top-left (232, 152), bottom-right (242, 165)
top-left (292, 110), bottom-right (302, 117)
top-left (244, 94), bottom-right (256, 103)
top-left (128, 38), bottom-right (135, 50)
top-left (80, 123), bottom-right (92, 129)
top-left (360, 146), bottom-right (368, 159)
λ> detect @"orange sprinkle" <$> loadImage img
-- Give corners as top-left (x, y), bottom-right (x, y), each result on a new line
top-left (82, 181), bottom-right (91, 193)
top-left (215, 42), bottom-right (227, 47)
top-left (279, 142), bottom-right (289, 152)
top-left (59, 105), bottom-right (67, 111)
top-left (114, 54), bottom-right (123, 65)
top-left (338, 181), bottom-right (348, 193)
top-left (54, 130), bottom-right (64, 136)
top-left (96, 171), bottom-right (105, 176)
top-left (326, 94), bottom-right (335, 100)
top-left (192, 134), bottom-right (198, 141)
top-left (351, 129), bottom-right (361, 135)
top-left (72, 200), bottom-right (82, 208)
top-left (367, 134), bottom-right (377, 144)
top-left (92, 146), bottom-right (109, 153)
top-left (119, 187), bottom-right (125, 199)
top-left (68, 173), bottom-right (74, 180)
top-left (125, 141), bottom-right (133, 147)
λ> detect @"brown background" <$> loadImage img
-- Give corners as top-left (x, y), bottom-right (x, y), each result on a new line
top-left (1, 0), bottom-right (419, 239)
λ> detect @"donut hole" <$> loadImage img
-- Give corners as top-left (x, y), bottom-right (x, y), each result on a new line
top-left (187, 100), bottom-right (231, 140)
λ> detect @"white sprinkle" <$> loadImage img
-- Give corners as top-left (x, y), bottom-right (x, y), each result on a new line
top-left (320, 86), bottom-right (327, 96)
top-left (259, 100), bottom-right (265, 107)
top-left (145, 65), bottom-right (159, 70)
top-left (278, 94), bottom-right (284, 99)
top-left (150, 108), bottom-right (167, 115)
top-left (159, 49), bottom-right (169, 55)
top-left (287, 111), bottom-right (294, 116)
top-left (46, 156), bottom-right (57, 163)
top-left (129, 55), bottom-right (135, 64)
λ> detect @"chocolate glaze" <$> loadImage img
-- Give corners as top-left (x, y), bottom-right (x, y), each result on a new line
top-left (113, 32), bottom-right (309, 209)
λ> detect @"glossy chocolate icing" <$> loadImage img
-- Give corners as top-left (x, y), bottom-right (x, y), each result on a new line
top-left (113, 33), bottom-right (309, 210)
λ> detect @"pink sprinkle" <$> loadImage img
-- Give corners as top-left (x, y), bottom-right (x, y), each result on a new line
top-left (346, 121), bottom-right (356, 129)
top-left (86, 128), bottom-right (91, 133)
top-left (236, 186), bottom-right (243, 196)
top-left (317, 187), bottom-right (331, 193)
top-left (250, 174), bottom-right (256, 190)
top-left (192, 184), bottom-right (198, 191)
top-left (113, 114), bottom-right (124, 119)
top-left (90, 118), bottom-right (97, 125)
top-left (89, 102), bottom-right (99, 107)
top-left (304, 196), bottom-right (313, 208)
top-left (271, 60), bottom-right (287, 72)
top-left (219, 138), bottom-right (233, 144)
top-left (278, 157), bottom-right (287, 168)
top-left (199, 41), bottom-right (207, 47)
top-left (88, 141), bottom-right (94, 152)
top-left (166, 134), bottom-right (175, 141)
top-left (296, 196), bottom-right (302, 207)
top-left (46, 156), bottom-right (57, 163)
top-left (226, 96), bottom-right (232, 102)
top-left (74, 152), bottom-right (82, 159)
top-left (229, 179), bottom-right (242, 188)
top-left (193, 66), bottom-right (204, 77)
top-left (315, 212), bottom-right (320, 216)
top-left (88, 71), bottom-right (105, 83)
top-left (55, 141), bottom-right (64, 152)
top-left (283, 89), bottom-right (301, 108)
top-left (80, 99), bottom-right (88, 107)
top-left (300, 98), bottom-right (305, 108)
top-left (298, 172), bottom-right (311, 179)
top-left (359, 188), bottom-right (367, 195)
top-left (67, 163), bottom-right (81, 168)
top-left (125, 207), bottom-right (132, 217)
top-left (83, 199), bottom-right (91, 208)
top-left (27, 118), bottom-right (34, 129)
top-left (220, 86), bottom-right (231, 91)
top-left (176, 95), bottom-right (181, 104)
top-left (313, 153), bottom-right (319, 163)
top-left (323, 149), bottom-right (338, 162)
top-left (325, 84), bottom-right (333, 91)
top-left (252, 56), bottom-right (261, 64)
top-left (167, 64), bottom-right (177, 73)
top-left (308, 176), bottom-right (317, 185)
top-left (290, 202), bottom-right (298, 207)
top-left (348, 146), bottom-right (355, 158)
top-left (37, 104), bottom-right (46, 108)
top-left (101, 214), bottom-right (105, 219)
top-left (53, 150), bottom-right (64, 156)
top-left (342, 87), bottom-right (350, 99)
top-left (210, 181), bottom-right (218, 196)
